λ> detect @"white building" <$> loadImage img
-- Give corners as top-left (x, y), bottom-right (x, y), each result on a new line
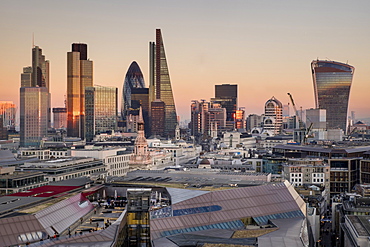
top-left (71, 147), bottom-right (131, 177)
top-left (20, 157), bottom-right (105, 182)
top-left (262, 96), bottom-right (283, 136)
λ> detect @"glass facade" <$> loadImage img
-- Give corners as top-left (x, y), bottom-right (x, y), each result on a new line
top-left (311, 60), bottom-right (354, 131)
top-left (160, 220), bottom-right (244, 238)
top-left (20, 87), bottom-right (48, 147)
top-left (212, 84), bottom-right (238, 122)
top-left (121, 61), bottom-right (145, 120)
top-left (149, 29), bottom-right (177, 137)
top-left (151, 205), bottom-right (222, 219)
top-left (85, 85), bottom-right (117, 142)
top-left (67, 43), bottom-right (93, 138)
top-left (127, 189), bottom-right (151, 247)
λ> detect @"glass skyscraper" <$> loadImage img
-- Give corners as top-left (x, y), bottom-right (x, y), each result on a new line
top-left (212, 84), bottom-right (238, 122)
top-left (20, 46), bottom-right (50, 147)
top-left (149, 29), bottom-right (177, 137)
top-left (85, 85), bottom-right (117, 142)
top-left (121, 61), bottom-right (145, 120)
top-left (67, 43), bottom-right (93, 138)
top-left (20, 87), bottom-right (48, 147)
top-left (311, 60), bottom-right (354, 131)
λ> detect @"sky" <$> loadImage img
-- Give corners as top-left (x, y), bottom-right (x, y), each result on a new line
top-left (1, 0), bottom-right (370, 122)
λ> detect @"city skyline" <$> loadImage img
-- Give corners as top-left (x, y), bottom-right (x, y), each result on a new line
top-left (1, 1), bottom-right (370, 122)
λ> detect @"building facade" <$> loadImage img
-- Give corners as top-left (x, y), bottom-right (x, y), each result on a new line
top-left (0, 101), bottom-right (16, 130)
top-left (67, 43), bottom-right (93, 138)
top-left (85, 85), bottom-right (118, 142)
top-left (190, 100), bottom-right (226, 137)
top-left (53, 107), bottom-right (67, 129)
top-left (246, 114), bottom-right (263, 132)
top-left (311, 60), bottom-right (354, 132)
top-left (282, 158), bottom-right (329, 188)
top-left (20, 87), bottom-right (48, 147)
top-left (128, 88), bottom-right (150, 135)
top-left (212, 84), bottom-right (237, 123)
top-left (149, 29), bottom-right (177, 137)
top-left (71, 147), bottom-right (131, 177)
top-left (263, 96), bottom-right (283, 135)
top-left (20, 157), bottom-right (104, 182)
top-left (121, 61), bottom-right (145, 121)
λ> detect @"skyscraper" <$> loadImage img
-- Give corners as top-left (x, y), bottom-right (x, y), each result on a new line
top-left (85, 85), bottom-right (117, 142)
top-left (149, 29), bottom-right (177, 137)
top-left (213, 84), bottom-right (237, 120)
top-left (21, 66), bottom-right (32, 87)
top-left (20, 46), bottom-right (50, 147)
top-left (263, 96), bottom-right (283, 135)
top-left (32, 46), bottom-right (51, 128)
top-left (122, 61), bottom-right (145, 120)
top-left (32, 46), bottom-right (50, 88)
top-left (311, 60), bottom-right (354, 131)
top-left (20, 87), bottom-right (48, 147)
top-left (0, 101), bottom-right (16, 130)
top-left (211, 84), bottom-right (237, 130)
top-left (67, 43), bottom-right (93, 138)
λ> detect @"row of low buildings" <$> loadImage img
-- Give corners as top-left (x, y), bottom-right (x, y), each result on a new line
top-left (0, 138), bottom-right (202, 195)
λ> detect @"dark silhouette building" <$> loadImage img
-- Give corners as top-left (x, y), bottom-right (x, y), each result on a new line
top-left (212, 84), bottom-right (237, 129)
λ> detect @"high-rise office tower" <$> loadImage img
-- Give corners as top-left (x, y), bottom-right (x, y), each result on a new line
top-left (311, 60), bottom-right (354, 131)
top-left (85, 85), bottom-right (117, 142)
top-left (122, 61), bottom-right (145, 120)
top-left (149, 29), bottom-right (177, 137)
top-left (21, 66), bottom-right (32, 87)
top-left (20, 46), bottom-right (50, 147)
top-left (0, 101), bottom-right (16, 130)
top-left (32, 46), bottom-right (50, 88)
top-left (212, 84), bottom-right (237, 121)
top-left (32, 46), bottom-right (51, 128)
top-left (67, 43), bottom-right (93, 138)
top-left (190, 100), bottom-right (209, 136)
top-left (263, 96), bottom-right (283, 135)
top-left (20, 87), bottom-right (48, 147)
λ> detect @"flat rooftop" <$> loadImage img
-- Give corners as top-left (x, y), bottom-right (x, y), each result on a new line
top-left (347, 215), bottom-right (370, 237)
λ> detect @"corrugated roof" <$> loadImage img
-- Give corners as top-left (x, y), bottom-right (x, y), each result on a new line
top-left (151, 181), bottom-right (306, 239)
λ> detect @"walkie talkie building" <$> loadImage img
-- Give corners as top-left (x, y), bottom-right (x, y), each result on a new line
top-left (311, 60), bottom-right (354, 132)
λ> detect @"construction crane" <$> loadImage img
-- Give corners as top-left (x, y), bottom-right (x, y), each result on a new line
top-left (303, 122), bottom-right (313, 144)
top-left (287, 93), bottom-right (304, 129)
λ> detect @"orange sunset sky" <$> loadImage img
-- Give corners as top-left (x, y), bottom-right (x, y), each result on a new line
top-left (1, 0), bottom-right (370, 122)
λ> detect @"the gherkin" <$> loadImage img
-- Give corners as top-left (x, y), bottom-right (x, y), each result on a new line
top-left (121, 61), bottom-right (145, 120)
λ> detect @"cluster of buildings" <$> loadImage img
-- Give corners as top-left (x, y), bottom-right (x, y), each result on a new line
top-left (14, 29), bottom-right (178, 149)
top-left (1, 28), bottom-right (370, 246)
